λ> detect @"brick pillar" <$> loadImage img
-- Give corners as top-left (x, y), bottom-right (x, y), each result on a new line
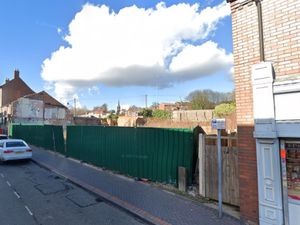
top-left (230, 1), bottom-right (260, 224)
top-left (237, 126), bottom-right (258, 224)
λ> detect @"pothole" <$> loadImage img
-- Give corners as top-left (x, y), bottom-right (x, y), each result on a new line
top-left (35, 182), bottom-right (71, 195)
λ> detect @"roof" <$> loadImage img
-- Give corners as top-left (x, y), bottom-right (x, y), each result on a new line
top-left (24, 91), bottom-right (67, 109)
top-left (0, 75), bottom-right (35, 106)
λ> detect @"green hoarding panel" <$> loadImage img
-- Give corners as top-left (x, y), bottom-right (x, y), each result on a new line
top-left (66, 126), bottom-right (196, 185)
top-left (11, 124), bottom-right (196, 185)
top-left (11, 124), bottom-right (65, 155)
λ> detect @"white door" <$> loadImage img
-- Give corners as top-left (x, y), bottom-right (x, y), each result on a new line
top-left (257, 139), bottom-right (283, 225)
top-left (281, 141), bottom-right (300, 225)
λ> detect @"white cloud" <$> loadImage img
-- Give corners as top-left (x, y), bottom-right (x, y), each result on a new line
top-left (230, 67), bottom-right (234, 80)
top-left (88, 86), bottom-right (100, 95)
top-left (41, 1), bottom-right (232, 102)
top-left (169, 41), bottom-right (233, 79)
top-left (57, 27), bottom-right (62, 34)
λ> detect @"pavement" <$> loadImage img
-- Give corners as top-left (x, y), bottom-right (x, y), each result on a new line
top-left (32, 146), bottom-right (243, 225)
top-left (0, 160), bottom-right (145, 225)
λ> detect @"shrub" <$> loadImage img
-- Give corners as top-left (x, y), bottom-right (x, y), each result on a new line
top-left (108, 113), bottom-right (118, 121)
top-left (139, 108), bottom-right (153, 117)
top-left (152, 109), bottom-right (171, 119)
top-left (213, 103), bottom-right (236, 117)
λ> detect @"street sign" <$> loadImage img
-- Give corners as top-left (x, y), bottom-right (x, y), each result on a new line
top-left (211, 118), bottom-right (226, 130)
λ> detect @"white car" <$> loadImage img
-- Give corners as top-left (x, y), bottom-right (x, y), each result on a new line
top-left (0, 139), bottom-right (32, 161)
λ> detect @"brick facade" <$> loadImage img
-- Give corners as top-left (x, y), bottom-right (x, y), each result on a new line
top-left (228, 0), bottom-right (300, 224)
top-left (0, 70), bottom-right (34, 107)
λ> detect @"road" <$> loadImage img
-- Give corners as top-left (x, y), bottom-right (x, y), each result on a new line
top-left (0, 160), bottom-right (146, 225)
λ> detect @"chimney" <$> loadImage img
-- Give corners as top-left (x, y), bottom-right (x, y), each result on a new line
top-left (5, 78), bottom-right (9, 83)
top-left (14, 69), bottom-right (20, 79)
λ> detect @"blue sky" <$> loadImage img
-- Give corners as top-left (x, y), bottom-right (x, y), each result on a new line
top-left (0, 0), bottom-right (233, 110)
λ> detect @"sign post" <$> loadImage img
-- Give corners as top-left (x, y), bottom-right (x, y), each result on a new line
top-left (211, 118), bottom-right (225, 218)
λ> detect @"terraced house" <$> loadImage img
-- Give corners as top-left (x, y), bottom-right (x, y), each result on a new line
top-left (227, 0), bottom-right (300, 224)
top-left (0, 70), bottom-right (34, 124)
top-left (0, 70), bottom-right (69, 126)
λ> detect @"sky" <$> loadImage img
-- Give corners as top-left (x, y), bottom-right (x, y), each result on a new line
top-left (0, 0), bottom-right (233, 110)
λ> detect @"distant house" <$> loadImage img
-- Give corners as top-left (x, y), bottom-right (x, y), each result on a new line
top-left (158, 103), bottom-right (176, 111)
top-left (78, 107), bottom-right (108, 119)
top-left (90, 107), bottom-right (107, 118)
top-left (158, 102), bottom-right (191, 111)
top-left (0, 70), bottom-right (35, 124)
top-left (0, 70), bottom-right (70, 125)
top-left (125, 106), bottom-right (141, 117)
top-left (12, 91), bottom-right (70, 125)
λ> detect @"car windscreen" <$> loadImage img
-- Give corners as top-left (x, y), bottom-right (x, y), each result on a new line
top-left (6, 141), bottom-right (26, 147)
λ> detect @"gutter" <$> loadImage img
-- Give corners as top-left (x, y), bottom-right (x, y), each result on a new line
top-left (255, 0), bottom-right (265, 61)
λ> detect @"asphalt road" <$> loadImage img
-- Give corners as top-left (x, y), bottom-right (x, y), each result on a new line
top-left (0, 160), bottom-right (146, 225)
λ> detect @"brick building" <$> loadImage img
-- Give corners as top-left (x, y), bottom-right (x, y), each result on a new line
top-left (0, 70), bottom-right (34, 123)
top-left (227, 0), bottom-right (300, 225)
top-left (0, 70), bottom-right (70, 125)
top-left (12, 91), bottom-right (70, 125)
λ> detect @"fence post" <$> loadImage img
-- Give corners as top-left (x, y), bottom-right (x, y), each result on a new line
top-left (52, 127), bottom-right (56, 152)
top-left (178, 167), bottom-right (187, 192)
top-left (198, 133), bottom-right (206, 197)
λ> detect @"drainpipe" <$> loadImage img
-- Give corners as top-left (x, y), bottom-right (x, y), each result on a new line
top-left (255, 0), bottom-right (265, 61)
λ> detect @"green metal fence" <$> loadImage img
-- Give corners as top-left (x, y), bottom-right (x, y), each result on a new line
top-left (67, 126), bottom-right (196, 185)
top-left (12, 124), bottom-right (197, 185)
top-left (12, 124), bottom-right (65, 154)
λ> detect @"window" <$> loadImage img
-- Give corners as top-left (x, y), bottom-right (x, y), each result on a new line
top-left (6, 141), bottom-right (26, 147)
top-left (286, 142), bottom-right (300, 202)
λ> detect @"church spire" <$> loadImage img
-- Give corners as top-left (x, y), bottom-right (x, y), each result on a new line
top-left (117, 100), bottom-right (121, 115)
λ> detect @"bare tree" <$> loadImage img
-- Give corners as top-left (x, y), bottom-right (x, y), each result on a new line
top-left (186, 89), bottom-right (235, 110)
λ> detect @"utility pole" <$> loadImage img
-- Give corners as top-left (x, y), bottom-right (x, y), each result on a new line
top-left (74, 98), bottom-right (77, 117)
top-left (145, 94), bottom-right (148, 108)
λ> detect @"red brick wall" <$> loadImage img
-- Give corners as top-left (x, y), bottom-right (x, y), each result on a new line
top-left (230, 2), bottom-right (259, 223)
top-left (1, 75), bottom-right (34, 107)
top-left (229, 0), bottom-right (300, 224)
top-left (237, 125), bottom-right (258, 224)
top-left (261, 0), bottom-right (300, 77)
